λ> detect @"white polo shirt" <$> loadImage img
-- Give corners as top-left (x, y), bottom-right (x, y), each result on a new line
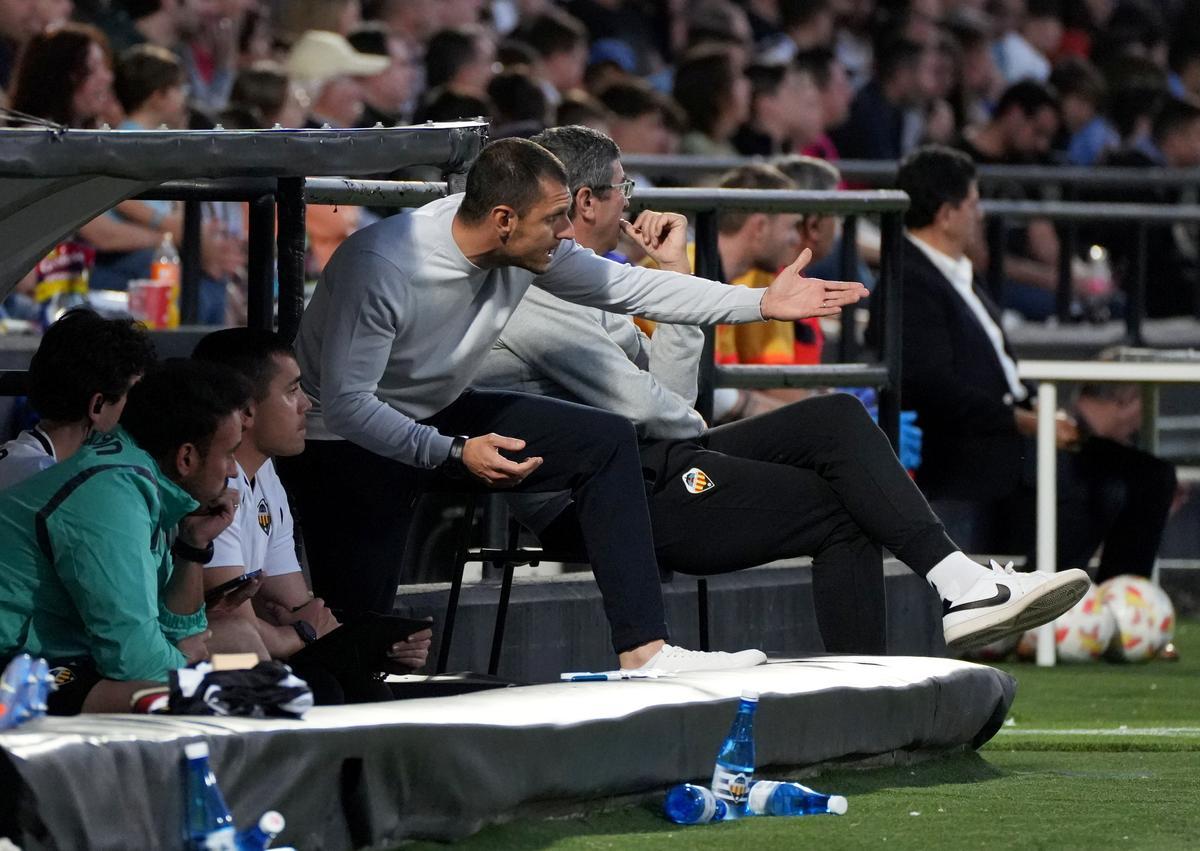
top-left (209, 459), bottom-right (301, 576)
top-left (0, 426), bottom-right (57, 491)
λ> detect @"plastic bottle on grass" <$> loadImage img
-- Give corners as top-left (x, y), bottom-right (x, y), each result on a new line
top-left (184, 741), bottom-right (236, 850)
top-left (236, 810), bottom-right (285, 850)
top-left (663, 784), bottom-right (728, 824)
top-left (746, 780), bottom-right (848, 816)
top-left (711, 690), bottom-right (758, 814)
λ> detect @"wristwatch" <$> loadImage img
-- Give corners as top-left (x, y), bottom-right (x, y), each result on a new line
top-left (292, 620), bottom-right (317, 646)
top-left (171, 536), bottom-right (214, 565)
top-left (439, 435), bottom-right (469, 479)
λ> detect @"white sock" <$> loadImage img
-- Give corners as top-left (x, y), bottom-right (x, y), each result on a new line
top-left (926, 552), bottom-right (991, 602)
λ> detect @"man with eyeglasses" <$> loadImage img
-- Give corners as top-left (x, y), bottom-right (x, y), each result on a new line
top-left (473, 125), bottom-right (1092, 657)
top-left (283, 136), bottom-right (868, 675)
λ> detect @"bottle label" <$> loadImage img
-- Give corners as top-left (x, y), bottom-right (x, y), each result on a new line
top-left (712, 765), bottom-right (752, 803)
top-left (200, 826), bottom-right (237, 850)
top-left (747, 780), bottom-right (779, 815)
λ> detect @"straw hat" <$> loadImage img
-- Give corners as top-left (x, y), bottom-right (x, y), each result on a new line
top-left (286, 30), bottom-right (391, 83)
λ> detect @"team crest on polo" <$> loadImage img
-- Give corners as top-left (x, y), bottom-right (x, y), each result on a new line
top-left (49, 666), bottom-right (74, 686)
top-left (257, 498), bottom-right (272, 535)
top-left (682, 467), bottom-right (714, 494)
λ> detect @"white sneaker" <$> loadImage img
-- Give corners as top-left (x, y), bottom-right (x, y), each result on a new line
top-left (624, 644), bottom-right (767, 674)
top-left (943, 561), bottom-right (1090, 652)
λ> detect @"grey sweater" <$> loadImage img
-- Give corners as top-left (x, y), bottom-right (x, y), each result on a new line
top-left (295, 193), bottom-right (765, 468)
top-left (474, 287), bottom-right (706, 440)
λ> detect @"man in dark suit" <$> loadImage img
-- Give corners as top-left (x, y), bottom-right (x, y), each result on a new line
top-left (869, 145), bottom-right (1176, 582)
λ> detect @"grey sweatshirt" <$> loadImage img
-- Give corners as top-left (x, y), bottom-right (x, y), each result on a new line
top-left (474, 287), bottom-right (707, 440)
top-left (295, 193), bottom-right (765, 468)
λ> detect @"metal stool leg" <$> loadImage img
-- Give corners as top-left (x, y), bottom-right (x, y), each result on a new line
top-left (697, 578), bottom-right (710, 651)
top-left (436, 494), bottom-right (476, 674)
top-left (487, 520), bottom-right (520, 675)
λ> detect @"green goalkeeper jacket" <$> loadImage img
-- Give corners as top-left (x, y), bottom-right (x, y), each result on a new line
top-left (0, 427), bottom-right (205, 681)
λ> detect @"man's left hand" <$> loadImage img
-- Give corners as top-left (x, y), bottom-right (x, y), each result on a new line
top-left (621, 211), bottom-right (690, 272)
top-left (387, 626), bottom-right (433, 671)
top-left (760, 248), bottom-right (869, 320)
top-left (178, 487), bottom-right (239, 549)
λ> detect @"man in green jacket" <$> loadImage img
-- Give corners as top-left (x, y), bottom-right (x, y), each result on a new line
top-left (0, 359), bottom-right (247, 714)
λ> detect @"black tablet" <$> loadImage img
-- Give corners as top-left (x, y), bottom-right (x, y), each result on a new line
top-left (289, 612), bottom-right (433, 674)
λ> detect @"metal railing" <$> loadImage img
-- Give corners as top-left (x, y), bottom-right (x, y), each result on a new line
top-left (624, 154), bottom-right (1200, 344)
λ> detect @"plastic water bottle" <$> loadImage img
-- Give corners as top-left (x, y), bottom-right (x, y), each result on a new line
top-left (711, 690), bottom-right (758, 813)
top-left (1080, 244), bottom-right (1113, 323)
top-left (663, 784), bottom-right (728, 825)
top-left (184, 742), bottom-right (236, 850)
top-left (151, 231), bottom-right (182, 328)
top-left (236, 811), bottom-right (285, 850)
top-left (746, 780), bottom-right (848, 816)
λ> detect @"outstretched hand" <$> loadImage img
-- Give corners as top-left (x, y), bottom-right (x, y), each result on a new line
top-left (759, 248), bottom-right (869, 320)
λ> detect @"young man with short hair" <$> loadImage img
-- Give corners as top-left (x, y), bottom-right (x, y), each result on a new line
top-left (474, 125), bottom-right (1091, 655)
top-left (0, 360), bottom-right (246, 713)
top-left (193, 328), bottom-right (431, 700)
top-left (0, 309), bottom-right (155, 490)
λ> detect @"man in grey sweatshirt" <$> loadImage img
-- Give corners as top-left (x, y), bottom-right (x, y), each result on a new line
top-left (280, 137), bottom-right (868, 673)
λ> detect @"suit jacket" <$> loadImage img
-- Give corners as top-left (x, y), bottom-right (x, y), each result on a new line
top-left (868, 238), bottom-right (1029, 500)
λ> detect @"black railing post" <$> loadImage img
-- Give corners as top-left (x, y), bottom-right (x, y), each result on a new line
top-left (985, 215), bottom-right (1005, 303)
top-left (1127, 221), bottom-right (1148, 346)
top-left (837, 215), bottom-right (860, 362)
top-left (877, 211), bottom-right (903, 451)
top-left (1056, 221), bottom-right (1074, 323)
top-left (180, 199), bottom-right (202, 325)
top-left (275, 177), bottom-right (306, 344)
top-left (692, 209), bottom-right (724, 424)
top-left (246, 192), bottom-right (276, 330)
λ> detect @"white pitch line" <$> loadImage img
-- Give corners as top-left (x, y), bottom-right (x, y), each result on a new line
top-left (997, 727), bottom-right (1200, 736)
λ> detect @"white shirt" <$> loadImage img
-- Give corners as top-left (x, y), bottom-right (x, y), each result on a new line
top-left (907, 233), bottom-right (1028, 403)
top-left (0, 426), bottom-right (57, 491)
top-left (209, 459), bottom-right (301, 577)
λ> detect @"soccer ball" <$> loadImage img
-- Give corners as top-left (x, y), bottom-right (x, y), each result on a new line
top-left (1014, 582), bottom-right (1115, 662)
top-left (1099, 575), bottom-right (1176, 663)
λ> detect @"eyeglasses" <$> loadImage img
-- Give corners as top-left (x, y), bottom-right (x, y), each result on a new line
top-left (596, 178), bottom-right (635, 200)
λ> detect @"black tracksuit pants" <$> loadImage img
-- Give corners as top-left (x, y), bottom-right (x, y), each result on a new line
top-left (543, 393), bottom-right (959, 655)
top-left (277, 389), bottom-right (669, 655)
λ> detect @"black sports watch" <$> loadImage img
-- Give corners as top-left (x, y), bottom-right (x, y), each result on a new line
top-left (171, 537), bottom-right (215, 565)
top-left (292, 620), bottom-right (317, 646)
top-left (439, 435), bottom-right (469, 479)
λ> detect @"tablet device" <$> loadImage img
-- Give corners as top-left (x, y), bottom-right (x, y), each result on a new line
top-left (204, 569), bottom-right (263, 605)
top-left (289, 612), bottom-right (433, 674)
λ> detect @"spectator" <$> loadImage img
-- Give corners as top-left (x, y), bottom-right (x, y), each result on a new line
top-left (943, 7), bottom-right (1003, 132)
top-left (278, 136), bottom-right (863, 671)
top-left (673, 46), bottom-right (751, 155)
top-left (760, 0), bottom-right (836, 64)
top-left (830, 37), bottom-right (930, 160)
top-left (32, 0), bottom-right (70, 32)
top-left (0, 0), bottom-right (39, 93)
top-left (597, 79), bottom-right (674, 159)
top-left (424, 25), bottom-right (496, 99)
top-left (276, 0), bottom-right (360, 44)
top-left (347, 23), bottom-right (418, 126)
top-left (9, 22), bottom-right (114, 127)
top-left (1168, 38), bottom-right (1200, 100)
top-left (192, 328), bottom-right (433, 703)
top-left (794, 47), bottom-right (855, 161)
top-left (474, 124), bottom-right (1088, 656)
top-left (411, 85), bottom-right (491, 123)
top-left (713, 158), bottom-right (841, 413)
top-left (0, 360), bottom-right (247, 714)
top-left (0, 310), bottom-right (154, 490)
top-left (119, 0), bottom-right (182, 51)
top-left (1098, 97), bottom-right (1200, 318)
top-left (488, 68), bottom-right (548, 137)
top-left (992, 0), bottom-right (1053, 84)
top-left (555, 90), bottom-right (611, 132)
top-left (437, 0), bottom-right (484, 28)
top-left (176, 0), bottom-right (243, 112)
top-left (1050, 55), bottom-right (1118, 165)
top-left (229, 61), bottom-right (308, 128)
top-left (865, 145), bottom-right (1176, 583)
top-left (733, 62), bottom-right (823, 156)
top-left (958, 79), bottom-right (1069, 318)
top-left (519, 8), bottom-right (588, 102)
top-left (363, 0), bottom-right (439, 47)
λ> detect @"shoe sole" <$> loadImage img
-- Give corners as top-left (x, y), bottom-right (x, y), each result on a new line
top-left (944, 569), bottom-right (1090, 652)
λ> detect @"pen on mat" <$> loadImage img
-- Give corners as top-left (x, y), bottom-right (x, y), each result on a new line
top-left (560, 672), bottom-right (622, 682)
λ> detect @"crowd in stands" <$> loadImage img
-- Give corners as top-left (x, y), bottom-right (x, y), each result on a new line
top-left (1, 0), bottom-right (1200, 323)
